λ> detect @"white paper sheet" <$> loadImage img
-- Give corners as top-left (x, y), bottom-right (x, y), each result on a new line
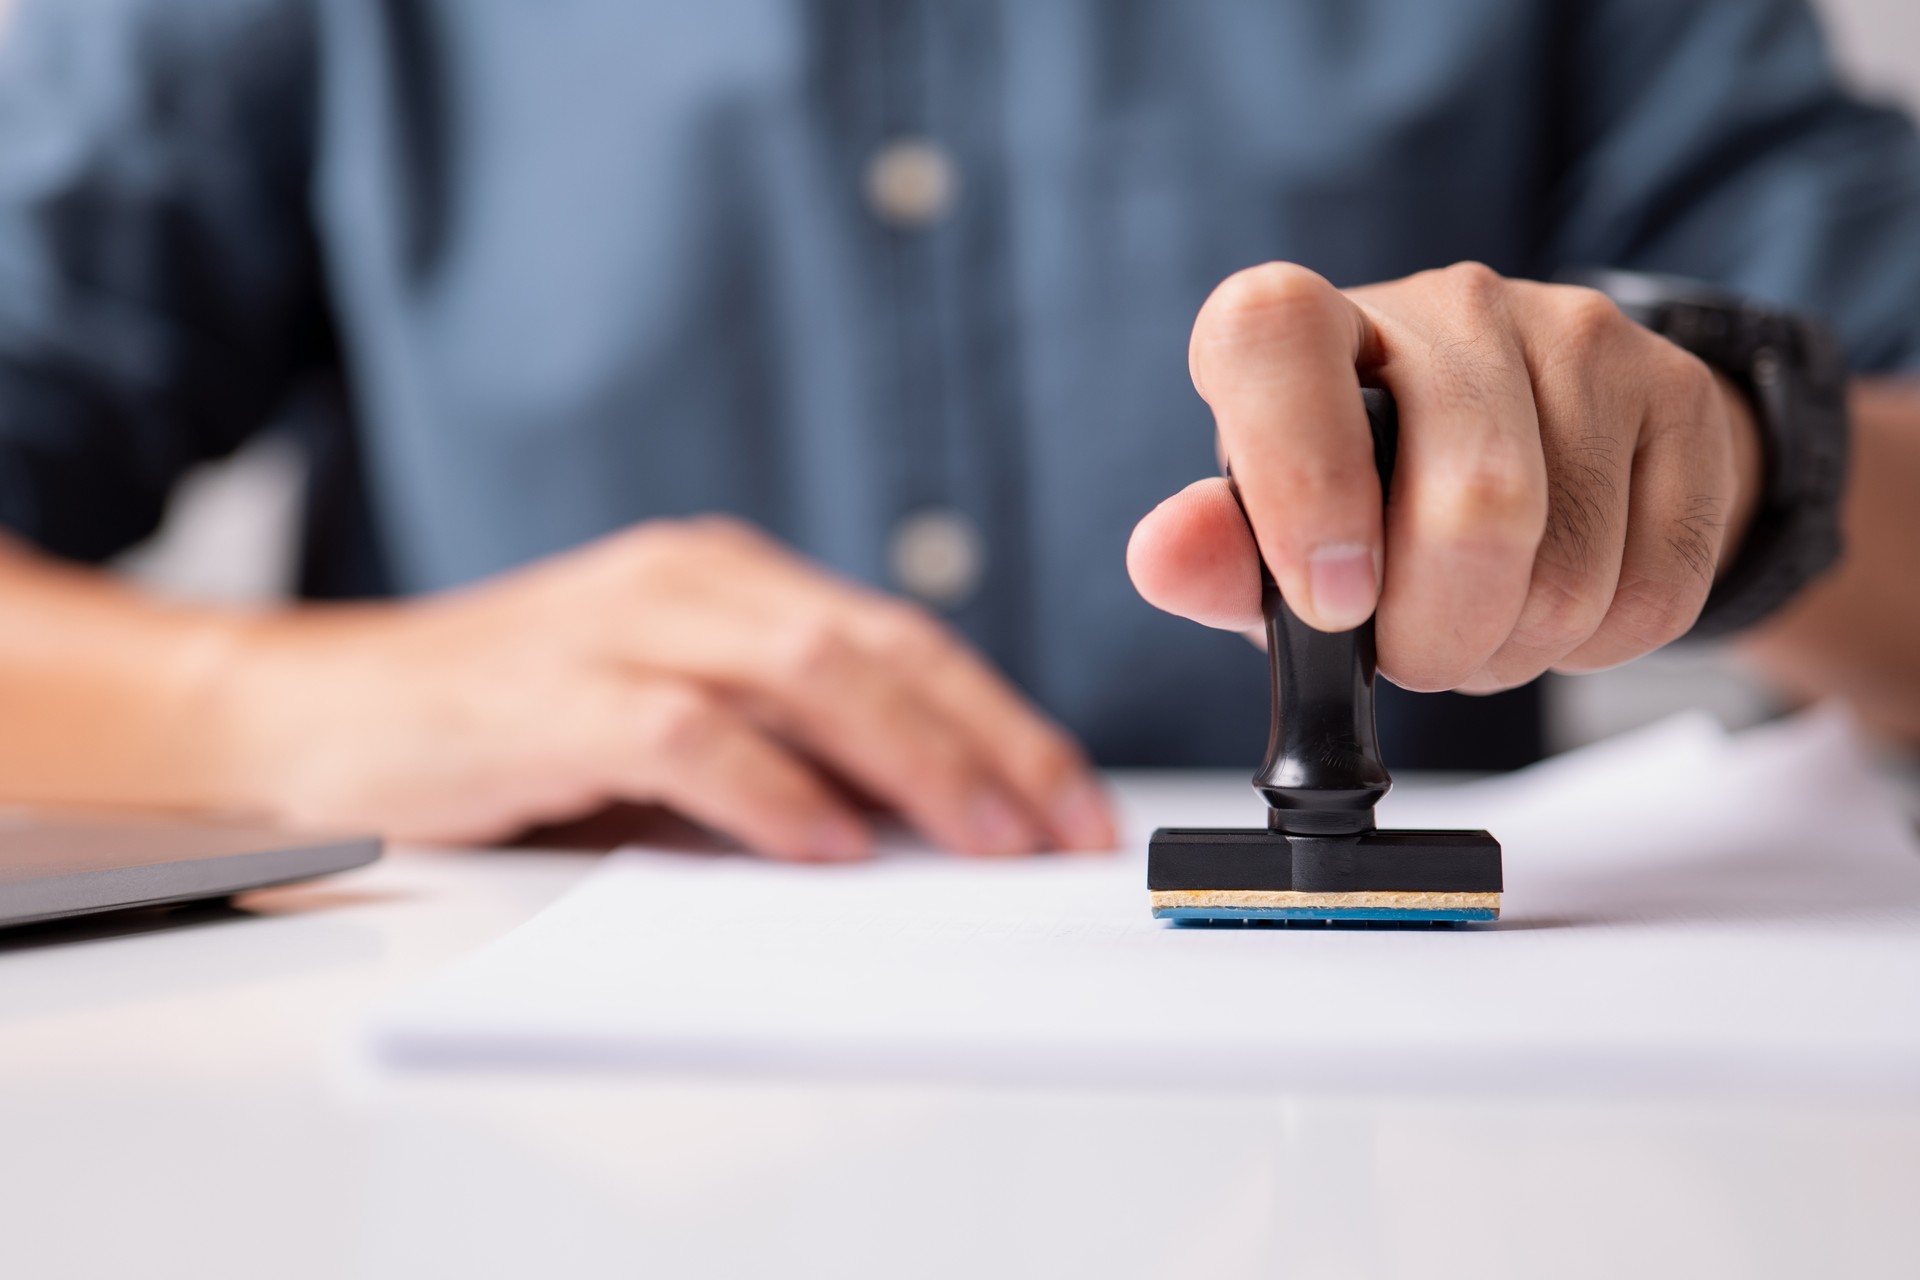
top-left (372, 709), bottom-right (1920, 1091)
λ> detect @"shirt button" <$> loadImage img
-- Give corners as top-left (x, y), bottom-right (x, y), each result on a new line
top-left (863, 138), bottom-right (960, 230)
top-left (889, 508), bottom-right (985, 608)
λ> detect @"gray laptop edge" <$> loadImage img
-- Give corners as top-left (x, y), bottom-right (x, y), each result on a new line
top-left (0, 807), bottom-right (381, 929)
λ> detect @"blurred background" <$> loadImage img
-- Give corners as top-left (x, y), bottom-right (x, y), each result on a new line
top-left (7, 0), bottom-right (1918, 755)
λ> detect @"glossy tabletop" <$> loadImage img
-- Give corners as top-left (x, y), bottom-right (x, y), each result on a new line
top-left (1, 774), bottom-right (1914, 1280)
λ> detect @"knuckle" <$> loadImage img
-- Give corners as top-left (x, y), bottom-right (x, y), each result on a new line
top-left (640, 683), bottom-right (725, 758)
top-left (619, 514), bottom-right (762, 569)
top-left (1024, 735), bottom-right (1086, 791)
top-left (868, 601), bottom-right (951, 661)
top-left (615, 515), bottom-right (724, 567)
top-left (1377, 623), bottom-right (1484, 694)
top-left (1604, 574), bottom-right (1705, 652)
top-left (1464, 655), bottom-right (1547, 696)
top-left (607, 517), bottom-right (743, 600)
top-left (1554, 285), bottom-right (1629, 350)
top-left (877, 723), bottom-right (978, 812)
top-left (682, 512), bottom-right (762, 549)
top-left (1435, 260), bottom-right (1508, 311)
top-left (1460, 671), bottom-right (1522, 696)
top-left (1459, 457), bottom-right (1541, 524)
top-left (924, 738), bottom-right (984, 795)
top-left (774, 616), bottom-right (858, 684)
top-left (584, 523), bottom-right (684, 602)
top-left (1652, 350), bottom-right (1721, 426)
top-left (1511, 569), bottom-right (1610, 653)
top-left (1427, 455), bottom-right (1545, 549)
top-left (598, 519), bottom-right (679, 571)
top-left (1203, 261), bottom-right (1334, 337)
top-left (1378, 646), bottom-right (1477, 696)
top-left (1279, 454), bottom-right (1380, 507)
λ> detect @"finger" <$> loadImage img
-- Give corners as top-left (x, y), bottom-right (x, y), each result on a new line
top-left (1126, 476), bottom-right (1264, 634)
top-left (599, 678), bottom-right (872, 862)
top-left (621, 595), bottom-right (1043, 857)
top-left (1554, 358), bottom-right (1729, 673)
top-left (1468, 286), bottom-right (1639, 690)
top-left (630, 526), bottom-right (1060, 855)
top-left (843, 601), bottom-right (1121, 851)
top-left (1365, 266), bottom-right (1549, 692)
top-left (1188, 263), bottom-right (1383, 633)
top-left (752, 628), bottom-right (1044, 857)
top-left (614, 521), bottom-right (1066, 854)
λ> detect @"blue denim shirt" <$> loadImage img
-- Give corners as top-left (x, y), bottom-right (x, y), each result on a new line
top-left (2, 0), bottom-right (1918, 768)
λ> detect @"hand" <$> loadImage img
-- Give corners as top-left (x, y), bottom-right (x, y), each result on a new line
top-left (1128, 262), bottom-right (1763, 692)
top-left (217, 517), bottom-right (1116, 856)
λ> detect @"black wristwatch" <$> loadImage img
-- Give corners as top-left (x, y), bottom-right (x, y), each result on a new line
top-left (1562, 269), bottom-right (1852, 639)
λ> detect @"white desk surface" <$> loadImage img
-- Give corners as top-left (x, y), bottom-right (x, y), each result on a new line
top-left (1, 772), bottom-right (1915, 1280)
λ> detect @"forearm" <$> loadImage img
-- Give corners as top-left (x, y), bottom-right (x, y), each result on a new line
top-left (1739, 379), bottom-right (1920, 743)
top-left (0, 535), bottom-right (257, 810)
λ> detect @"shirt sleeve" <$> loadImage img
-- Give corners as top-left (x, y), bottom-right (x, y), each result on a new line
top-left (0, 0), bottom-right (322, 562)
top-left (1539, 0), bottom-right (1920, 375)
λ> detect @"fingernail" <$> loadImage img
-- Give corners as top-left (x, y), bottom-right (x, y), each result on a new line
top-left (1051, 778), bottom-right (1118, 850)
top-left (809, 816), bottom-right (870, 861)
top-left (1306, 543), bottom-right (1381, 631)
top-left (969, 792), bottom-right (1035, 856)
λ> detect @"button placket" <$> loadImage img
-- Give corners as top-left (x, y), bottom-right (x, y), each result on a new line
top-left (863, 137), bottom-right (960, 230)
top-left (889, 507), bottom-right (985, 607)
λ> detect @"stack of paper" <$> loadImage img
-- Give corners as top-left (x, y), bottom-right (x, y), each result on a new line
top-left (372, 709), bottom-right (1920, 1091)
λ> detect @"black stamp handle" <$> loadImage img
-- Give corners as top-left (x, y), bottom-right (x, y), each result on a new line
top-left (1235, 387), bottom-right (1399, 836)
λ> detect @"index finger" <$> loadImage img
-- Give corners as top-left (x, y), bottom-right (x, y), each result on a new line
top-left (628, 530), bottom-right (1116, 852)
top-left (714, 536), bottom-right (1118, 850)
top-left (1189, 263), bottom-right (1383, 632)
top-left (844, 601), bottom-right (1118, 851)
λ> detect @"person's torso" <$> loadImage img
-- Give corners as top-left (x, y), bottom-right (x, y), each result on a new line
top-left (306, 0), bottom-right (1559, 766)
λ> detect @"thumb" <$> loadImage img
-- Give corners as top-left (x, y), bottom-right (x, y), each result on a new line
top-left (1126, 477), bottom-right (1264, 634)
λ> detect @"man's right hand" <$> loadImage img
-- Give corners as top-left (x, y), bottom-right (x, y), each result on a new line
top-left (218, 517), bottom-right (1116, 857)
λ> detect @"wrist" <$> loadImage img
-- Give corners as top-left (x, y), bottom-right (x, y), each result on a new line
top-left (0, 574), bottom-right (274, 812)
top-left (182, 608), bottom-right (308, 815)
top-left (207, 604), bottom-right (393, 820)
